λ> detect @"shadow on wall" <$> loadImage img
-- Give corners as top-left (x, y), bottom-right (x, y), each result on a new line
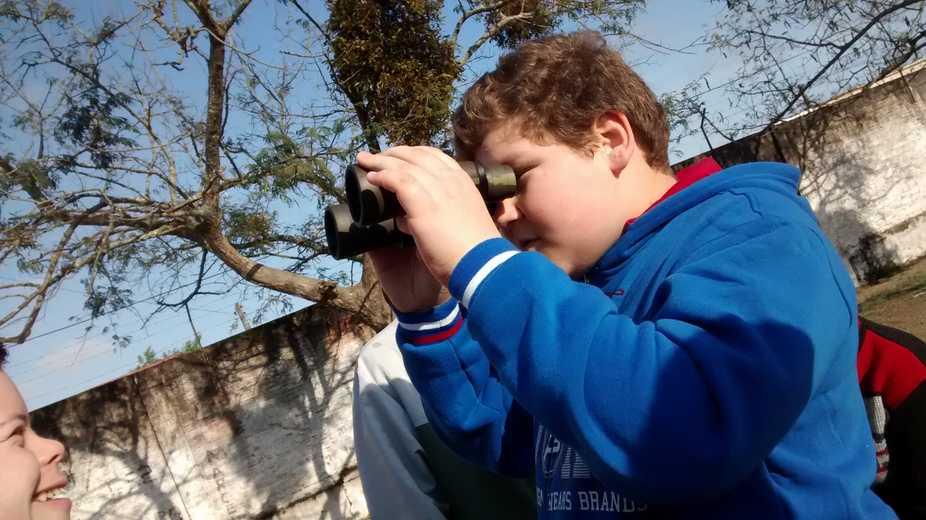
top-left (31, 305), bottom-right (372, 520)
top-left (221, 308), bottom-right (361, 519)
top-left (678, 85), bottom-right (907, 285)
top-left (168, 305), bottom-right (367, 519)
top-left (32, 379), bottom-right (189, 519)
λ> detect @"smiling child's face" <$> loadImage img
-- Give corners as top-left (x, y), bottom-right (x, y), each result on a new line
top-left (0, 370), bottom-right (71, 520)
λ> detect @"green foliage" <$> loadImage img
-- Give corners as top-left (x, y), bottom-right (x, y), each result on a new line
top-left (0, 0), bottom-right (72, 24)
top-left (136, 346), bottom-right (157, 367)
top-left (327, 0), bottom-right (461, 145)
top-left (136, 335), bottom-right (202, 368)
top-left (490, 0), bottom-right (644, 49)
top-left (82, 270), bottom-right (133, 319)
top-left (180, 335), bottom-right (203, 353)
top-left (224, 206), bottom-right (276, 251)
top-left (488, 0), bottom-right (558, 48)
top-left (0, 218), bottom-right (38, 259)
top-left (15, 256), bottom-right (43, 275)
top-left (0, 157), bottom-right (56, 200)
top-left (55, 79), bottom-right (136, 169)
top-left (248, 131), bottom-right (337, 200)
top-left (572, 0), bottom-right (643, 38)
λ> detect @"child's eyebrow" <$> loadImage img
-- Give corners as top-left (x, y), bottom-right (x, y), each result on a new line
top-left (488, 151), bottom-right (519, 169)
top-left (0, 413), bottom-right (28, 428)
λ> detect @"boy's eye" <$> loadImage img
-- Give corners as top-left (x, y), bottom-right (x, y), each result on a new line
top-left (516, 167), bottom-right (535, 182)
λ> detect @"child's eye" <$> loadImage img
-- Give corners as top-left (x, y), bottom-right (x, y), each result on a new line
top-left (516, 166), bottom-right (536, 183)
top-left (5, 430), bottom-right (24, 446)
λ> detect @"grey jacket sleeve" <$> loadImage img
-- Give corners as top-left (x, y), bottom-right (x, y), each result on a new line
top-left (352, 321), bottom-right (450, 519)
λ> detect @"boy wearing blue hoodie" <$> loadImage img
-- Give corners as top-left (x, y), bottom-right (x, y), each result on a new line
top-left (356, 31), bottom-right (895, 518)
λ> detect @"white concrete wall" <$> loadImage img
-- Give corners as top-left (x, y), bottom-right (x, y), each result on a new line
top-left (31, 307), bottom-right (372, 519)
top-left (693, 60), bottom-right (926, 284)
top-left (792, 63), bottom-right (926, 283)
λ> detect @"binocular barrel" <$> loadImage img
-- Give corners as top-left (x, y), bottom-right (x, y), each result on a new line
top-left (324, 204), bottom-right (412, 260)
top-left (345, 161), bottom-right (517, 225)
top-left (325, 160), bottom-right (517, 260)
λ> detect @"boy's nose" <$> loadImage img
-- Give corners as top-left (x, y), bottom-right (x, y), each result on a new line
top-left (492, 196), bottom-right (520, 232)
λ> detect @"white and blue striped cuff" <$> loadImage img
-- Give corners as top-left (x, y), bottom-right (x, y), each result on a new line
top-left (448, 237), bottom-right (519, 309)
top-left (394, 298), bottom-right (464, 345)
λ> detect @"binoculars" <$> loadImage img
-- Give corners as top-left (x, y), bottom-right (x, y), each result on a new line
top-left (325, 161), bottom-right (518, 259)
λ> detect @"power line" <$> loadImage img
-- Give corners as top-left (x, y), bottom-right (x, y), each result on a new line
top-left (672, 47), bottom-right (817, 103)
top-left (8, 265), bottom-right (238, 347)
top-left (3, 289), bottom-right (234, 370)
top-left (0, 274), bottom-right (86, 296)
top-left (24, 361), bottom-right (139, 405)
top-left (5, 248), bottom-right (303, 378)
top-left (11, 300), bottom-right (233, 397)
top-left (14, 298), bottom-right (265, 404)
top-left (3, 245), bottom-right (295, 350)
top-left (9, 309), bottom-right (198, 383)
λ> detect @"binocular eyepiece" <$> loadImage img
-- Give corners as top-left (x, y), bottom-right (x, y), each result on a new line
top-left (325, 161), bottom-right (517, 259)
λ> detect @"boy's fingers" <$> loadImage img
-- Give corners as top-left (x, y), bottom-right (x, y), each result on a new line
top-left (394, 215), bottom-right (411, 235)
top-left (366, 167), bottom-right (434, 214)
top-left (412, 146), bottom-right (460, 171)
top-left (357, 147), bottom-right (469, 216)
top-left (416, 146), bottom-right (470, 178)
top-left (356, 151), bottom-right (410, 174)
top-left (378, 146), bottom-right (463, 182)
top-left (357, 149), bottom-right (444, 192)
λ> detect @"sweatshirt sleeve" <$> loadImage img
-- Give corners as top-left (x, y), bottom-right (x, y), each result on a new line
top-left (448, 228), bottom-right (856, 503)
top-left (857, 318), bottom-right (926, 518)
top-left (394, 295), bottom-right (534, 477)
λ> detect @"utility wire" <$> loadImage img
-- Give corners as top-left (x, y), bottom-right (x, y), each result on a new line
top-left (9, 264), bottom-right (239, 347)
top-left (4, 287), bottom-right (235, 370)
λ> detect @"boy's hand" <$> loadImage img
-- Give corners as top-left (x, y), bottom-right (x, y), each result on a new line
top-left (367, 245), bottom-right (447, 313)
top-left (358, 146), bottom-right (501, 289)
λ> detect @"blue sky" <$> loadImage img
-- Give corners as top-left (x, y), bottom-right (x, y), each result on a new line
top-left (3, 0), bottom-right (742, 410)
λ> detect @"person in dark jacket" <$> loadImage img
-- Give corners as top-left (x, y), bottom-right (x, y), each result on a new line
top-left (858, 318), bottom-right (926, 519)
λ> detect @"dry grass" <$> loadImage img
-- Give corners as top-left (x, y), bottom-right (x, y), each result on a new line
top-left (858, 256), bottom-right (926, 339)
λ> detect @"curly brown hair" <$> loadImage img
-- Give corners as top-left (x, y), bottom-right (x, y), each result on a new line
top-left (453, 31), bottom-right (669, 169)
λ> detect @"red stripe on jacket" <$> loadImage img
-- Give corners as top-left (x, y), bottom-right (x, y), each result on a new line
top-left (857, 325), bottom-right (926, 409)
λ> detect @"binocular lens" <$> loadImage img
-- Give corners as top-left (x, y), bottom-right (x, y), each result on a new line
top-left (345, 164), bottom-right (402, 226)
top-left (324, 204), bottom-right (412, 260)
top-left (324, 205), bottom-right (347, 259)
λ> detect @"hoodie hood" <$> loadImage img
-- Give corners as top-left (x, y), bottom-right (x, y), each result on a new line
top-left (585, 162), bottom-right (804, 286)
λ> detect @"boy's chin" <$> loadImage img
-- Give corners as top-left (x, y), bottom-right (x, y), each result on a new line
top-left (513, 241), bottom-right (582, 277)
top-left (540, 251), bottom-right (579, 277)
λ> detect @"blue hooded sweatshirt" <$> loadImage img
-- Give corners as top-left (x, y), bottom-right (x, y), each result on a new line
top-left (394, 162), bottom-right (895, 518)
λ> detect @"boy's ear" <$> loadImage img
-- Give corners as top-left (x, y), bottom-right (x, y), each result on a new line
top-left (593, 111), bottom-right (635, 173)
